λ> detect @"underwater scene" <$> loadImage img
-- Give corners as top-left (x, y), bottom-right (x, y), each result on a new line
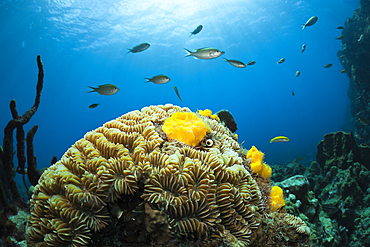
top-left (1, 0), bottom-right (370, 246)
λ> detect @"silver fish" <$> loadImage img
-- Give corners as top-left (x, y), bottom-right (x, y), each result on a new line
top-left (87, 84), bottom-right (119, 95)
top-left (302, 16), bottom-right (318, 30)
top-left (144, 75), bottom-right (170, 84)
top-left (277, 58), bottom-right (285, 64)
top-left (184, 47), bottom-right (224, 59)
top-left (126, 43), bottom-right (150, 54)
top-left (223, 58), bottom-right (246, 68)
top-left (358, 34), bottom-right (364, 42)
top-left (301, 44), bottom-right (306, 53)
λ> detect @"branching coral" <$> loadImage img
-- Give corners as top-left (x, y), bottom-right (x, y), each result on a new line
top-left (27, 104), bottom-right (310, 247)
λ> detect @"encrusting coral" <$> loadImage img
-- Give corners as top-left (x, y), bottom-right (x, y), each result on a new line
top-left (27, 104), bottom-right (311, 247)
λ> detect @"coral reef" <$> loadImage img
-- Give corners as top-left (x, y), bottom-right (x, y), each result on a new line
top-left (338, 0), bottom-right (370, 145)
top-left (27, 104), bottom-right (310, 247)
top-left (0, 55), bottom-right (44, 215)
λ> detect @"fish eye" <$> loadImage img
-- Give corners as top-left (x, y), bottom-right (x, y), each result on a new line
top-left (205, 139), bottom-right (213, 147)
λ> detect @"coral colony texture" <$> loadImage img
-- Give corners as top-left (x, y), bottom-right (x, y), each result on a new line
top-left (27, 104), bottom-right (310, 247)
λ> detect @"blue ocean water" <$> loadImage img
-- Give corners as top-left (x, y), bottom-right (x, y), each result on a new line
top-left (0, 0), bottom-right (358, 175)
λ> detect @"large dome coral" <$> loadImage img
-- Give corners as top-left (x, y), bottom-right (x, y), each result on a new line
top-left (27, 104), bottom-right (310, 247)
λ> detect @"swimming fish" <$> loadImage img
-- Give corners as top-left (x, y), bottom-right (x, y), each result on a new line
top-left (335, 35), bottom-right (345, 40)
top-left (336, 26), bottom-right (344, 29)
top-left (339, 55), bottom-right (346, 58)
top-left (358, 34), bottom-right (364, 42)
top-left (296, 155), bottom-right (306, 161)
top-left (184, 47), bottom-right (225, 59)
top-left (355, 132), bottom-right (363, 140)
top-left (358, 116), bottom-right (368, 125)
top-left (247, 60), bottom-right (256, 66)
top-left (190, 25), bottom-right (203, 36)
top-left (223, 58), bottom-right (246, 68)
top-left (324, 63), bottom-right (333, 68)
top-left (144, 75), bottom-right (170, 84)
top-left (292, 91), bottom-right (295, 96)
top-left (270, 136), bottom-right (290, 143)
top-left (302, 16), bottom-right (318, 30)
top-left (87, 84), bottom-right (119, 95)
top-left (174, 86), bottom-right (182, 101)
top-left (340, 69), bottom-right (347, 73)
top-left (126, 43), bottom-right (150, 54)
top-left (277, 58), bottom-right (285, 64)
top-left (89, 103), bottom-right (100, 109)
top-left (295, 71), bottom-right (301, 77)
top-left (301, 44), bottom-right (306, 53)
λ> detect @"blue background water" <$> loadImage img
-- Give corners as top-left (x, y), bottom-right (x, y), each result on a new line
top-left (0, 0), bottom-right (358, 176)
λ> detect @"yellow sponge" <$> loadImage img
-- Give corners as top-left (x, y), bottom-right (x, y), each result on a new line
top-left (162, 112), bottom-right (210, 147)
top-left (247, 146), bottom-right (272, 179)
top-left (270, 186), bottom-right (285, 212)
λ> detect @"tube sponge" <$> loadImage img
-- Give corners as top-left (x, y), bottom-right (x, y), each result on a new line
top-left (246, 146), bottom-right (272, 179)
top-left (270, 186), bottom-right (285, 212)
top-left (162, 112), bottom-right (210, 147)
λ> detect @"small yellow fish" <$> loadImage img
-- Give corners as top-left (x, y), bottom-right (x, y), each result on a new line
top-left (87, 84), bottom-right (119, 95)
top-left (324, 63), bottom-right (333, 68)
top-left (358, 116), bottom-right (368, 125)
top-left (295, 71), bottom-right (301, 77)
top-left (335, 35), bottom-right (345, 40)
top-left (340, 69), bottom-right (347, 73)
top-left (277, 58), bottom-right (285, 64)
top-left (247, 60), bottom-right (256, 66)
top-left (174, 86), bottom-right (182, 101)
top-left (270, 136), bottom-right (290, 143)
top-left (89, 103), bottom-right (100, 109)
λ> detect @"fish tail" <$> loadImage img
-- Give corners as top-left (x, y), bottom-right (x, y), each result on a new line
top-left (301, 25), bottom-right (306, 30)
top-left (125, 49), bottom-right (131, 55)
top-left (222, 58), bottom-right (228, 61)
top-left (183, 48), bottom-right (192, 57)
top-left (143, 78), bottom-right (151, 83)
top-left (189, 33), bottom-right (193, 37)
top-left (87, 86), bottom-right (96, 93)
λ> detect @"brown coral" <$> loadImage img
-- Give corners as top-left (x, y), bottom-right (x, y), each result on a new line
top-left (27, 104), bottom-right (310, 247)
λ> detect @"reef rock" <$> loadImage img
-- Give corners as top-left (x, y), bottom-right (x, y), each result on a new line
top-left (27, 104), bottom-right (310, 247)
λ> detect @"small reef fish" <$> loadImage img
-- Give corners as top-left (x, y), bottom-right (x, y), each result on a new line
top-left (340, 69), bottom-right (347, 73)
top-left (277, 58), bottom-right (285, 64)
top-left (292, 91), bottom-right (295, 96)
top-left (296, 155), bottom-right (306, 161)
top-left (87, 84), bottom-right (119, 95)
top-left (184, 47), bottom-right (225, 59)
top-left (301, 44), bottom-right (306, 53)
top-left (302, 16), bottom-right (318, 30)
top-left (223, 58), bottom-right (246, 68)
top-left (335, 35), bottom-right (345, 40)
top-left (126, 43), bottom-right (150, 54)
top-left (144, 75), bottom-right (170, 84)
top-left (89, 103), bottom-right (100, 109)
top-left (355, 132), bottom-right (363, 140)
top-left (324, 63), bottom-right (333, 68)
top-left (336, 26), bottom-right (344, 29)
top-left (174, 86), bottom-right (182, 101)
top-left (339, 55), bottom-right (346, 58)
top-left (358, 34), bottom-right (364, 42)
top-left (270, 136), bottom-right (290, 143)
top-left (295, 71), bottom-right (301, 77)
top-left (247, 60), bottom-right (256, 66)
top-left (190, 25), bottom-right (203, 36)
top-left (358, 116), bottom-right (368, 125)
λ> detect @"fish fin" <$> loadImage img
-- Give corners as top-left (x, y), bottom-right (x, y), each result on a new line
top-left (183, 48), bottom-right (192, 57)
top-left (125, 49), bottom-right (131, 55)
top-left (189, 33), bottom-right (193, 37)
top-left (143, 78), bottom-right (151, 83)
top-left (301, 25), bottom-right (306, 30)
top-left (87, 86), bottom-right (96, 93)
top-left (223, 58), bottom-right (228, 61)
